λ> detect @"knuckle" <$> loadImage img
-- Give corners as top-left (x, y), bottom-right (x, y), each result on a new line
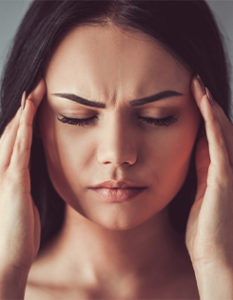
top-left (14, 137), bottom-right (26, 153)
top-left (15, 128), bottom-right (29, 149)
top-left (0, 161), bottom-right (9, 175)
top-left (20, 116), bottom-right (32, 133)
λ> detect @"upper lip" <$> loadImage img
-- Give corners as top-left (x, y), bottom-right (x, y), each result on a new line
top-left (89, 180), bottom-right (148, 189)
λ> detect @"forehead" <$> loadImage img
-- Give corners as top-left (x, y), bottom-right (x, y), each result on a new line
top-left (45, 24), bottom-right (190, 98)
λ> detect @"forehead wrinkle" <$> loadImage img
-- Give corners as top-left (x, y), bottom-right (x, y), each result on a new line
top-left (47, 24), bottom-right (189, 109)
top-left (95, 25), bottom-right (138, 109)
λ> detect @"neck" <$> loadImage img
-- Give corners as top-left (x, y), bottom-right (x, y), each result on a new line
top-left (38, 205), bottom-right (190, 286)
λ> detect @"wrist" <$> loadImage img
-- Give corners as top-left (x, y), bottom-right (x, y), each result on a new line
top-left (193, 261), bottom-right (233, 300)
top-left (0, 267), bottom-right (29, 299)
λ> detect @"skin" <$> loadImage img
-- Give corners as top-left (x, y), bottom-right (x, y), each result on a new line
top-left (1, 20), bottom-right (233, 299)
top-left (1, 21), bottom-right (233, 299)
top-left (38, 25), bottom-right (201, 230)
top-left (25, 24), bottom-right (201, 298)
top-left (186, 81), bottom-right (233, 298)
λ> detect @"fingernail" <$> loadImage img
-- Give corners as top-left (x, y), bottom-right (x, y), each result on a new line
top-left (196, 74), bottom-right (206, 94)
top-left (21, 91), bottom-right (26, 110)
top-left (205, 87), bottom-right (214, 105)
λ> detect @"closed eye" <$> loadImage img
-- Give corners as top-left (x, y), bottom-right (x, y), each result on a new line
top-left (139, 115), bottom-right (178, 126)
top-left (57, 114), bottom-right (178, 127)
top-left (57, 115), bottom-right (98, 126)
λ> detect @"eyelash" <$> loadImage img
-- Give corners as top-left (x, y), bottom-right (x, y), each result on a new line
top-left (57, 114), bottom-right (178, 127)
top-left (138, 116), bottom-right (177, 126)
top-left (57, 115), bottom-right (98, 126)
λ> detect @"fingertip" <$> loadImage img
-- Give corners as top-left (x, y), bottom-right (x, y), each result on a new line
top-left (191, 75), bottom-right (207, 107)
top-left (33, 78), bottom-right (46, 98)
top-left (205, 87), bottom-right (215, 106)
top-left (28, 79), bottom-right (46, 108)
top-left (196, 75), bottom-right (206, 93)
top-left (21, 91), bottom-right (27, 110)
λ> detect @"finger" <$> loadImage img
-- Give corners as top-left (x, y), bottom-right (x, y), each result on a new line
top-left (10, 80), bottom-right (46, 170)
top-left (205, 87), bottom-right (233, 166)
top-left (0, 93), bottom-right (25, 170)
top-left (195, 135), bottom-right (210, 200)
top-left (22, 79), bottom-right (46, 130)
top-left (205, 87), bottom-right (231, 128)
top-left (192, 76), bottom-right (231, 177)
top-left (32, 203), bottom-right (41, 253)
top-left (28, 79), bottom-right (46, 112)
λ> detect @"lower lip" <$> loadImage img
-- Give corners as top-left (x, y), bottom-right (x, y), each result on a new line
top-left (89, 188), bottom-right (147, 203)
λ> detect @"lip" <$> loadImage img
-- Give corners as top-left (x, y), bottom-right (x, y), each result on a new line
top-left (88, 180), bottom-right (148, 203)
top-left (89, 180), bottom-right (147, 189)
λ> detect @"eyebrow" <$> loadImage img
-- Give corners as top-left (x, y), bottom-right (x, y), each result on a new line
top-left (52, 90), bottom-right (184, 108)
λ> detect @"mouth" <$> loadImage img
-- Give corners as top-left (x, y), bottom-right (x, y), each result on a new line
top-left (89, 187), bottom-right (148, 203)
top-left (88, 180), bottom-right (148, 202)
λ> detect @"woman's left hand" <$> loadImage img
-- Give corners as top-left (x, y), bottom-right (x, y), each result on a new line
top-left (185, 75), bottom-right (233, 270)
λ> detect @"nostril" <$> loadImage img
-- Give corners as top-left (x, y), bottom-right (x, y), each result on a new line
top-left (103, 161), bottom-right (111, 165)
top-left (101, 159), bottom-right (136, 167)
top-left (122, 161), bottom-right (133, 166)
top-left (97, 135), bottom-right (137, 166)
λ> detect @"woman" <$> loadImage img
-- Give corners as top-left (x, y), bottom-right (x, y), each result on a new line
top-left (0, 0), bottom-right (233, 299)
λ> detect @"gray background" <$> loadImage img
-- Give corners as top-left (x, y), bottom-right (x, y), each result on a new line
top-left (0, 0), bottom-right (233, 101)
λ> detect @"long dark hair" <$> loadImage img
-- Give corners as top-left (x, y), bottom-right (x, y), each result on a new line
top-left (0, 0), bottom-right (231, 253)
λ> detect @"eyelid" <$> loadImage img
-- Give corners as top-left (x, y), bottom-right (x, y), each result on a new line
top-left (57, 110), bottom-right (97, 118)
top-left (135, 107), bottom-right (180, 118)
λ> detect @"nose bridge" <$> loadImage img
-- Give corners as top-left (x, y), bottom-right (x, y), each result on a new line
top-left (97, 111), bottom-right (137, 166)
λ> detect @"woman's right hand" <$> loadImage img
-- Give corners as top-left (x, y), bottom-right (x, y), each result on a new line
top-left (0, 79), bottom-right (45, 275)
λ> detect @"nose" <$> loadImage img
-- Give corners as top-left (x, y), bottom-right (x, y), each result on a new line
top-left (97, 114), bottom-right (138, 167)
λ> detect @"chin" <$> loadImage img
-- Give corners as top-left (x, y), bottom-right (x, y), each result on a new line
top-left (81, 207), bottom-right (162, 232)
top-left (64, 188), bottom-right (172, 232)
top-left (91, 218), bottom-right (142, 232)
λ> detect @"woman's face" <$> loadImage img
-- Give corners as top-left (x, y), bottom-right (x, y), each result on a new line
top-left (38, 24), bottom-right (200, 230)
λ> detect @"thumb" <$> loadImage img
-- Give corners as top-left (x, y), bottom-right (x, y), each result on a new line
top-left (195, 135), bottom-right (210, 201)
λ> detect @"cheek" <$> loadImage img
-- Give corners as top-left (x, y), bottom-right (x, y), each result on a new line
top-left (146, 107), bottom-right (200, 201)
top-left (37, 103), bottom-right (95, 205)
top-left (37, 97), bottom-right (200, 213)
top-left (42, 126), bottom-right (94, 181)
top-left (38, 101), bottom-right (93, 171)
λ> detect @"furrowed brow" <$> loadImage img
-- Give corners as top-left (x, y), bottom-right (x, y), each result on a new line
top-left (52, 90), bottom-right (183, 108)
top-left (52, 93), bottom-right (105, 108)
top-left (129, 90), bottom-right (183, 106)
